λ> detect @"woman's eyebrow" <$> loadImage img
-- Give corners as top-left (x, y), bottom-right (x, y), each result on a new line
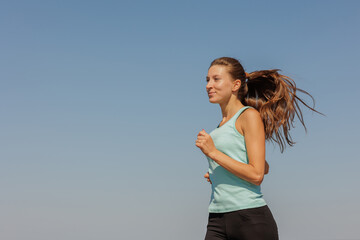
top-left (206, 74), bottom-right (220, 78)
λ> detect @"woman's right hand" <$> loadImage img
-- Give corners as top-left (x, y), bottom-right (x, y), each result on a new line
top-left (265, 160), bottom-right (269, 175)
top-left (204, 172), bottom-right (212, 184)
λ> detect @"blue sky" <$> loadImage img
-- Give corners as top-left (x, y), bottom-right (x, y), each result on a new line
top-left (1, 1), bottom-right (359, 239)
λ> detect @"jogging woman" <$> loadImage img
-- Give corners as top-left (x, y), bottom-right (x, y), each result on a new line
top-left (195, 57), bottom-right (321, 240)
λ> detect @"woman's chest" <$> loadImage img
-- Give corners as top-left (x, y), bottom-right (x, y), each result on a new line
top-left (210, 127), bottom-right (247, 157)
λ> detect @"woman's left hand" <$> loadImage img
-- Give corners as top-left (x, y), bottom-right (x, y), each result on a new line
top-left (195, 129), bottom-right (217, 157)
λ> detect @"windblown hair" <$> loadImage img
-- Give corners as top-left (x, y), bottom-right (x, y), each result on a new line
top-left (209, 57), bottom-right (324, 153)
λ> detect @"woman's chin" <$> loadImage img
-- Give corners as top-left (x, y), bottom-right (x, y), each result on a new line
top-left (208, 98), bottom-right (218, 103)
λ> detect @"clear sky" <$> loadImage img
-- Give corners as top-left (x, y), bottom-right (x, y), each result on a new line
top-left (1, 1), bottom-right (360, 239)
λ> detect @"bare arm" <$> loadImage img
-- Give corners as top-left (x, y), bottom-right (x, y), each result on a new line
top-left (207, 109), bottom-right (266, 185)
top-left (204, 160), bottom-right (268, 184)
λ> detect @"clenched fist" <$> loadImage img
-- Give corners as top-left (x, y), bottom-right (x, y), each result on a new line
top-left (195, 129), bottom-right (217, 157)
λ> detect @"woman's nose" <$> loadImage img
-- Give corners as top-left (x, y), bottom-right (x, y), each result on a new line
top-left (206, 81), bottom-right (212, 90)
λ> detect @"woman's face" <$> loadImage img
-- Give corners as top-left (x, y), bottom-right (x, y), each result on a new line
top-left (206, 65), bottom-right (236, 104)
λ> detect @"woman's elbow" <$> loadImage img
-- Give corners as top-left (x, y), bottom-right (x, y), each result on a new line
top-left (253, 174), bottom-right (264, 186)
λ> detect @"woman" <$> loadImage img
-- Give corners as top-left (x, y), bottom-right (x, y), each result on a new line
top-left (195, 57), bottom-right (322, 240)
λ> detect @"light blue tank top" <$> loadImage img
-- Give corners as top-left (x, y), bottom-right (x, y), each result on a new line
top-left (206, 106), bottom-right (267, 213)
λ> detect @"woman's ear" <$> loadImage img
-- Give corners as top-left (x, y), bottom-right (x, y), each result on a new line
top-left (232, 79), bottom-right (241, 92)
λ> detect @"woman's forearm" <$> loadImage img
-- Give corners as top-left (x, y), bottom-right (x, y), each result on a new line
top-left (208, 150), bottom-right (264, 185)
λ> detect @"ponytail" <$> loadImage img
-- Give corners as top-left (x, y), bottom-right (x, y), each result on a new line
top-left (209, 57), bottom-right (324, 153)
top-left (243, 70), bottom-right (323, 152)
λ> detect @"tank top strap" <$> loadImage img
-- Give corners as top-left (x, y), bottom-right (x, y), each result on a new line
top-left (216, 106), bottom-right (255, 128)
top-left (229, 106), bottom-right (253, 124)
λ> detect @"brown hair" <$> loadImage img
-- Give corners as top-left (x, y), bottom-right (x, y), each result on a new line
top-left (209, 57), bottom-right (324, 153)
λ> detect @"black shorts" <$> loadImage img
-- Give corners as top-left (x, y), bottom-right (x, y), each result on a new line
top-left (205, 205), bottom-right (279, 240)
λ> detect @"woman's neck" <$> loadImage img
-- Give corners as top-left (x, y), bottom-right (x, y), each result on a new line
top-left (219, 100), bottom-right (245, 119)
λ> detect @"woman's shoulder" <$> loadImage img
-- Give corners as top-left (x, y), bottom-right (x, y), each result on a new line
top-left (241, 106), bottom-right (260, 119)
top-left (236, 107), bottom-right (263, 134)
